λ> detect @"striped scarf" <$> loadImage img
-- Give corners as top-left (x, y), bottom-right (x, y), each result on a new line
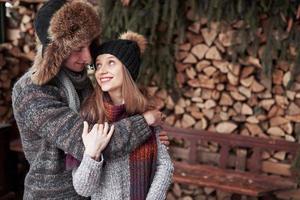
top-left (103, 101), bottom-right (158, 200)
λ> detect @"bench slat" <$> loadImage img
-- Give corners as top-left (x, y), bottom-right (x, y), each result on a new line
top-left (174, 161), bottom-right (297, 197)
top-left (163, 125), bottom-right (300, 153)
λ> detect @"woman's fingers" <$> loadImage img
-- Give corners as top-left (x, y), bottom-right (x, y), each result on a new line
top-left (92, 123), bottom-right (99, 133)
top-left (98, 124), bottom-right (103, 134)
top-left (82, 121), bottom-right (89, 137)
top-left (107, 125), bottom-right (114, 139)
top-left (158, 130), bottom-right (170, 146)
top-left (103, 122), bottom-right (109, 135)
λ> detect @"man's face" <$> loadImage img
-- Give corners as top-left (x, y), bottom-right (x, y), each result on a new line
top-left (63, 44), bottom-right (91, 72)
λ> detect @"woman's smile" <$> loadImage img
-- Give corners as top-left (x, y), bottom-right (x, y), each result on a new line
top-left (100, 76), bottom-right (113, 83)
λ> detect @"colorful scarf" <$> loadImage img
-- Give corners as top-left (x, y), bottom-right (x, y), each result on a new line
top-left (103, 101), bottom-right (158, 200)
top-left (65, 98), bottom-right (158, 200)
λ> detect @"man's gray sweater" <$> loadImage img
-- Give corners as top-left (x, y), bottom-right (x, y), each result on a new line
top-left (12, 72), bottom-right (152, 199)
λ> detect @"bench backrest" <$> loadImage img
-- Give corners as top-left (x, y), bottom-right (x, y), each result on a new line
top-left (163, 125), bottom-right (300, 175)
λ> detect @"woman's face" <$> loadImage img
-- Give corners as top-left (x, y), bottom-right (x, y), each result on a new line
top-left (95, 54), bottom-right (124, 93)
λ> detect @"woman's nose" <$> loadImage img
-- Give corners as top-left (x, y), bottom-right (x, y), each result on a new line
top-left (96, 65), bottom-right (108, 75)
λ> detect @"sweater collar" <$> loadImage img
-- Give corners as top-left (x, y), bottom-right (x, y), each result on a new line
top-left (61, 67), bottom-right (90, 90)
top-left (103, 94), bottom-right (126, 122)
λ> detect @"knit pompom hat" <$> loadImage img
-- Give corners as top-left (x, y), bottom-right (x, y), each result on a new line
top-left (31, 0), bottom-right (101, 85)
top-left (92, 31), bottom-right (147, 81)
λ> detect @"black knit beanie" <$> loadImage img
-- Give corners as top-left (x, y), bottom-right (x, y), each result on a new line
top-left (34, 0), bottom-right (66, 48)
top-left (93, 31), bottom-right (147, 81)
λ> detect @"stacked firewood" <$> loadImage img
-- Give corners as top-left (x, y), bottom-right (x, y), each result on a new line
top-left (146, 16), bottom-right (300, 200)
top-left (0, 1), bottom-right (43, 123)
top-left (166, 183), bottom-right (225, 200)
top-left (150, 18), bottom-right (300, 142)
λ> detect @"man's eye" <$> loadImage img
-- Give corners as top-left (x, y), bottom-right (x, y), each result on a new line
top-left (109, 60), bottom-right (115, 65)
top-left (96, 63), bottom-right (102, 68)
top-left (74, 48), bottom-right (82, 52)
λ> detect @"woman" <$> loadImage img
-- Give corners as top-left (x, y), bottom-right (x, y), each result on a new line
top-left (70, 31), bottom-right (173, 200)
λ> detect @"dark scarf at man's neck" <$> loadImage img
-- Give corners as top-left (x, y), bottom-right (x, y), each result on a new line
top-left (62, 67), bottom-right (90, 90)
top-left (62, 67), bottom-right (91, 102)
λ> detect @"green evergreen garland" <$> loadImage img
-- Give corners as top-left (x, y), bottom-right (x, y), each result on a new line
top-left (98, 0), bottom-right (300, 88)
top-left (98, 0), bottom-right (190, 88)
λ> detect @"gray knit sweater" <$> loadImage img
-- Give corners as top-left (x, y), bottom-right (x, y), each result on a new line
top-left (72, 133), bottom-right (173, 200)
top-left (12, 71), bottom-right (152, 199)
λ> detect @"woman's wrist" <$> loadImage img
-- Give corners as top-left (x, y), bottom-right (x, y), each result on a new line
top-left (84, 149), bottom-right (99, 161)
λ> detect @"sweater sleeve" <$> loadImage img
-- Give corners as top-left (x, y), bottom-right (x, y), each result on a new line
top-left (103, 115), bottom-right (152, 160)
top-left (12, 84), bottom-right (85, 160)
top-left (146, 131), bottom-right (174, 200)
top-left (12, 83), bottom-right (152, 161)
top-left (72, 153), bottom-right (104, 197)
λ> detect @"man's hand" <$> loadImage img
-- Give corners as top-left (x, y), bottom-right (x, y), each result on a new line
top-left (82, 121), bottom-right (114, 160)
top-left (143, 109), bottom-right (164, 126)
top-left (158, 130), bottom-right (170, 146)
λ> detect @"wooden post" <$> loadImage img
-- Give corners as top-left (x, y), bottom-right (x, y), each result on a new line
top-left (235, 149), bottom-right (247, 171)
top-left (249, 148), bottom-right (262, 173)
top-left (189, 141), bottom-right (198, 164)
top-left (219, 145), bottom-right (230, 168)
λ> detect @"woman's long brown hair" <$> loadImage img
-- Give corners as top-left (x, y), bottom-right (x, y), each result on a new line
top-left (80, 66), bottom-right (153, 124)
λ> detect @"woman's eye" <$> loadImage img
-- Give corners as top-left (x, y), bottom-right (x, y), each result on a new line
top-left (109, 60), bottom-right (115, 65)
top-left (96, 63), bottom-right (102, 68)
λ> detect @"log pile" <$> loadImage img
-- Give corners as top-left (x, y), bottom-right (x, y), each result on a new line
top-left (167, 184), bottom-right (212, 200)
top-left (1, 1), bottom-right (300, 199)
top-left (166, 183), bottom-right (233, 200)
top-left (154, 18), bottom-right (300, 143)
top-left (0, 1), bottom-right (43, 123)
top-left (146, 16), bottom-right (300, 199)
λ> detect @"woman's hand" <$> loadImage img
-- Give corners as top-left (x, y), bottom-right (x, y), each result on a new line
top-left (143, 110), bottom-right (165, 126)
top-left (158, 130), bottom-right (170, 146)
top-left (82, 121), bottom-right (114, 160)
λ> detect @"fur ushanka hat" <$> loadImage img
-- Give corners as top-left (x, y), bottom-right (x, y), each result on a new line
top-left (31, 0), bottom-right (101, 85)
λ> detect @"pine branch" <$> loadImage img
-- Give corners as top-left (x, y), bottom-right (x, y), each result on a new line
top-left (99, 0), bottom-right (300, 88)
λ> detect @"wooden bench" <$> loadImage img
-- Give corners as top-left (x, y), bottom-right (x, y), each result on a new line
top-left (163, 125), bottom-right (300, 199)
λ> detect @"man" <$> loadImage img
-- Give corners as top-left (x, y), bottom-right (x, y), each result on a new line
top-left (12, 0), bottom-right (165, 199)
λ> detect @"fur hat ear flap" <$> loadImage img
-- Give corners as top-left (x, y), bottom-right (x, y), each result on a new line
top-left (31, 42), bottom-right (68, 85)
